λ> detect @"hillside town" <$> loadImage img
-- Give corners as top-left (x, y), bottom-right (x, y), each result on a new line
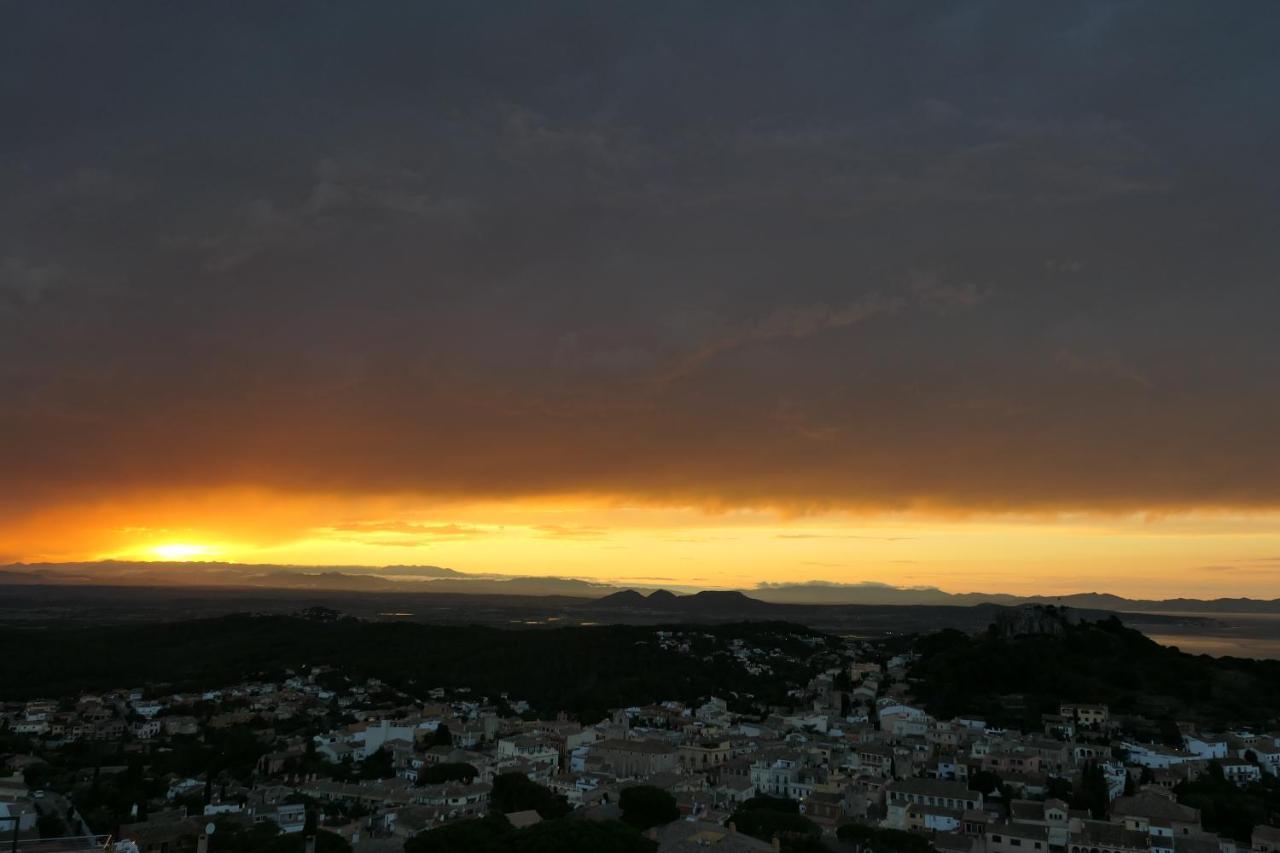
top-left (3, 624), bottom-right (1280, 853)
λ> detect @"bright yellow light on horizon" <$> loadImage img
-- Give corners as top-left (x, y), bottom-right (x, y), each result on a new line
top-left (11, 489), bottom-right (1280, 597)
top-left (150, 543), bottom-right (217, 561)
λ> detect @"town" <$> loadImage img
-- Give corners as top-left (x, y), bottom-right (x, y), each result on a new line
top-left (3, 615), bottom-right (1280, 853)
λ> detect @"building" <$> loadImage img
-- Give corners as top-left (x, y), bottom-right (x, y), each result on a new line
top-left (1252, 825), bottom-right (1280, 853)
top-left (1061, 704), bottom-right (1110, 728)
top-left (589, 739), bottom-right (680, 779)
top-left (749, 758), bottom-right (803, 799)
top-left (679, 741), bottom-right (731, 774)
top-left (986, 821), bottom-right (1051, 853)
top-left (885, 779), bottom-right (983, 830)
top-left (1068, 819), bottom-right (1152, 853)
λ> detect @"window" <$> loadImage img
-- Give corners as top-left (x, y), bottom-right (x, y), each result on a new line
top-left (1011, 839), bottom-right (1022, 847)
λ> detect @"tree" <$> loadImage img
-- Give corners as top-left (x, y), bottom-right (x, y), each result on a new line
top-left (1175, 766), bottom-right (1277, 843)
top-left (403, 816), bottom-right (657, 853)
top-left (403, 813), bottom-right (510, 853)
top-left (837, 824), bottom-right (932, 853)
top-left (432, 724), bottom-right (453, 747)
top-left (208, 820), bottom-right (281, 853)
top-left (260, 830), bottom-right (350, 853)
top-left (1072, 762), bottom-right (1110, 820)
top-left (419, 762), bottom-right (479, 785)
top-left (1045, 777), bottom-right (1073, 802)
top-left (729, 799), bottom-right (823, 853)
top-left (37, 814), bottom-right (68, 838)
top-left (359, 747), bottom-right (394, 780)
top-left (619, 785), bottom-right (679, 830)
top-left (508, 819), bottom-right (656, 853)
top-left (489, 772), bottom-right (571, 819)
top-left (737, 795), bottom-right (799, 814)
top-left (23, 763), bottom-right (56, 791)
top-left (969, 770), bottom-right (1003, 797)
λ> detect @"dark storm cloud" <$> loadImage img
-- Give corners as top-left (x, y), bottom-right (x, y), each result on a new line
top-left (2, 1), bottom-right (1279, 513)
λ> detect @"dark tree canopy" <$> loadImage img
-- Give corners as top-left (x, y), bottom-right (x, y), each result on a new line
top-left (619, 785), bottom-right (679, 831)
top-left (910, 614), bottom-right (1280, 729)
top-left (1175, 763), bottom-right (1280, 843)
top-left (419, 763), bottom-right (479, 785)
top-left (0, 616), bottom-right (828, 721)
top-left (403, 814), bottom-right (511, 853)
top-left (728, 798), bottom-right (822, 852)
top-left (489, 773), bottom-right (571, 820)
top-left (837, 824), bottom-right (932, 853)
top-left (403, 815), bottom-right (655, 853)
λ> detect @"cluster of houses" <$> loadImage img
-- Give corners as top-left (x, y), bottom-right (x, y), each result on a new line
top-left (3, 629), bottom-right (1280, 853)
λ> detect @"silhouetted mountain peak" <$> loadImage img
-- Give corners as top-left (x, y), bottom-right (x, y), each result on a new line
top-left (590, 587), bottom-right (770, 613)
top-left (595, 589), bottom-right (648, 606)
top-left (681, 590), bottom-right (770, 611)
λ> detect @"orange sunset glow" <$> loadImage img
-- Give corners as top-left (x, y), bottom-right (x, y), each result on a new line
top-left (4, 3), bottom-right (1280, 604)
top-left (3, 490), bottom-right (1279, 599)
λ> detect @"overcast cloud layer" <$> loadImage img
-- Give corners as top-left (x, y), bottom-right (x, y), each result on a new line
top-left (3, 1), bottom-right (1280, 516)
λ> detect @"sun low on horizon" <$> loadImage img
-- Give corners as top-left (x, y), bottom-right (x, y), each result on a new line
top-left (2, 491), bottom-right (1274, 599)
top-left (147, 543), bottom-right (221, 562)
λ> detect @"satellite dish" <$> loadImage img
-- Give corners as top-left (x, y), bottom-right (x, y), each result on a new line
top-left (205, 823), bottom-right (216, 836)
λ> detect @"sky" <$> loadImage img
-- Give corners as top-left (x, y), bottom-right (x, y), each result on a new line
top-left (3, 2), bottom-right (1280, 598)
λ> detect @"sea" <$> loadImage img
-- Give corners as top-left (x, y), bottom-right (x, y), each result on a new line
top-left (1140, 611), bottom-right (1280, 660)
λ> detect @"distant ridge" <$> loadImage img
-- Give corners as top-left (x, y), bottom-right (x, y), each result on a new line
top-left (594, 589), bottom-right (648, 607)
top-left (585, 587), bottom-right (775, 615)
top-left (749, 582), bottom-right (1280, 613)
top-left (681, 590), bottom-right (769, 611)
top-left (3, 561), bottom-right (1280, 615)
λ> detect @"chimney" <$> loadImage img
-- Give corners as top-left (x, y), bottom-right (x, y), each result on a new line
top-left (305, 835), bottom-right (316, 853)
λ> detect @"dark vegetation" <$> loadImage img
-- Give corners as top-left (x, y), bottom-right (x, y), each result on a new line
top-left (727, 796), bottom-right (827, 852)
top-left (21, 728), bottom-right (279, 835)
top-left (489, 772), bottom-right (571, 820)
top-left (1175, 762), bottom-right (1280, 842)
top-left (397, 774), bottom-right (663, 852)
top-left (911, 613), bottom-right (1280, 729)
top-left (209, 823), bottom-right (350, 853)
top-left (0, 615), bottom-right (832, 720)
top-left (401, 814), bottom-right (656, 853)
top-left (836, 823), bottom-right (933, 853)
top-left (618, 785), bottom-right (679, 830)
top-left (417, 762), bottom-right (479, 785)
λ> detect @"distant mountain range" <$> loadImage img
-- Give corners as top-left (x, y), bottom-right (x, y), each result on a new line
top-left (587, 584), bottom-right (1280, 616)
top-left (0, 561), bottom-right (618, 598)
top-left (747, 582), bottom-right (1280, 614)
top-left (2, 561), bottom-right (1279, 614)
top-left (593, 588), bottom-right (774, 613)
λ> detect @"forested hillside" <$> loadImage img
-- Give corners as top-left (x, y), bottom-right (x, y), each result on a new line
top-left (911, 612), bottom-right (1280, 729)
top-left (0, 614), bottom-right (834, 721)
